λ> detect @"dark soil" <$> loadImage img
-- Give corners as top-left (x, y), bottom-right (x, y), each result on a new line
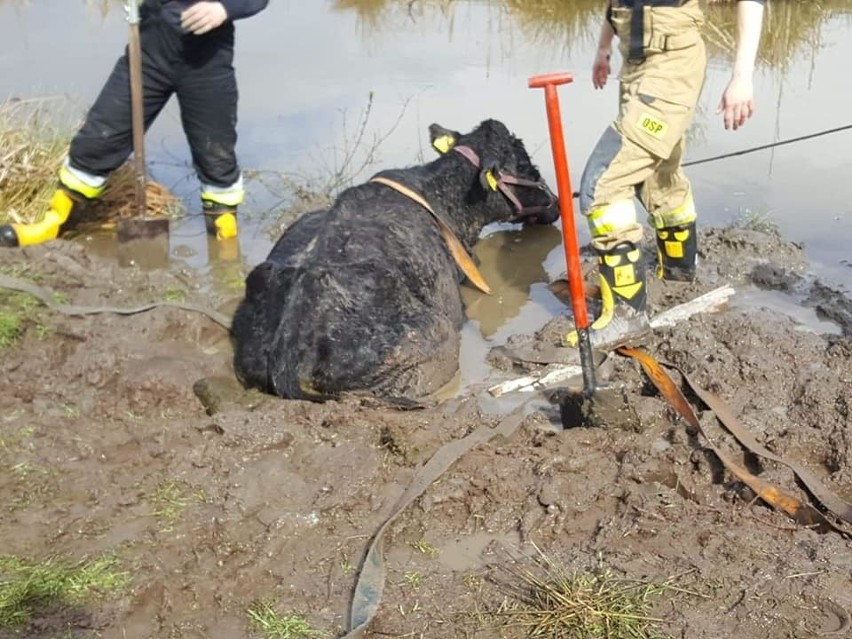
top-left (0, 225), bottom-right (850, 639)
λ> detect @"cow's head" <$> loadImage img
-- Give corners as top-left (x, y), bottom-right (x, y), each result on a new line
top-left (429, 120), bottom-right (560, 226)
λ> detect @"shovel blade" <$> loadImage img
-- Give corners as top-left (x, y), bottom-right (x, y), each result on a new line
top-left (560, 382), bottom-right (638, 430)
top-left (116, 217), bottom-right (170, 270)
top-left (117, 216), bottom-right (169, 243)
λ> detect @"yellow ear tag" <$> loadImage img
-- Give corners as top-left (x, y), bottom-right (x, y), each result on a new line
top-left (485, 170), bottom-right (499, 191)
top-left (432, 135), bottom-right (455, 154)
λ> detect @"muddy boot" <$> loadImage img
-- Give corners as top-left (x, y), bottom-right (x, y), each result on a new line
top-left (655, 221), bottom-right (697, 282)
top-left (566, 241), bottom-right (650, 351)
top-left (0, 187), bottom-right (89, 248)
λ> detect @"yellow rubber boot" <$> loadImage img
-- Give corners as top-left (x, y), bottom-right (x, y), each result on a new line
top-left (0, 189), bottom-right (78, 248)
top-left (203, 204), bottom-right (239, 241)
top-left (565, 241), bottom-right (650, 351)
top-left (201, 181), bottom-right (243, 241)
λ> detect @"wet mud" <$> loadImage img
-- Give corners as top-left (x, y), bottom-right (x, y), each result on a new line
top-left (0, 224), bottom-right (851, 638)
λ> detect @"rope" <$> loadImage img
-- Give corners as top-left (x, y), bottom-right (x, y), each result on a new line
top-left (682, 123), bottom-right (852, 168)
top-left (571, 123), bottom-right (852, 198)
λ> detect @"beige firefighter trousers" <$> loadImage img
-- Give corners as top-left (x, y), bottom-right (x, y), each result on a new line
top-left (579, 0), bottom-right (707, 251)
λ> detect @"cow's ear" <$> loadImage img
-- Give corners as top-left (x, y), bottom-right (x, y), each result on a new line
top-left (428, 123), bottom-right (460, 155)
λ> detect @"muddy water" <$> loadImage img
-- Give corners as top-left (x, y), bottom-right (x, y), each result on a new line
top-left (2, 1), bottom-right (851, 389)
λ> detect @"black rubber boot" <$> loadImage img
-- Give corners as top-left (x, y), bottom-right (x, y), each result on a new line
top-left (566, 241), bottom-right (650, 351)
top-left (656, 221), bottom-right (697, 282)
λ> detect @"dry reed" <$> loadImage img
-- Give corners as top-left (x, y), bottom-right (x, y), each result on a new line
top-left (0, 98), bottom-right (180, 227)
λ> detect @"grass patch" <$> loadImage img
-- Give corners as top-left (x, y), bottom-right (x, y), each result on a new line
top-left (148, 480), bottom-right (205, 532)
top-left (495, 547), bottom-right (687, 639)
top-left (163, 288), bottom-right (187, 302)
top-left (0, 310), bottom-right (22, 349)
top-left (0, 425), bottom-right (35, 452)
top-left (0, 427), bottom-right (52, 510)
top-left (0, 554), bottom-right (129, 628)
top-left (7, 462), bottom-right (57, 510)
top-left (0, 289), bottom-right (48, 351)
top-left (403, 571), bottom-right (424, 588)
top-left (410, 539), bottom-right (440, 557)
top-left (247, 598), bottom-right (324, 639)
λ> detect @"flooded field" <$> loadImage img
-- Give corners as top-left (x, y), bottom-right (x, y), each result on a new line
top-left (3, 0), bottom-right (850, 379)
top-left (1, 3), bottom-right (852, 639)
top-left (2, 1), bottom-right (851, 286)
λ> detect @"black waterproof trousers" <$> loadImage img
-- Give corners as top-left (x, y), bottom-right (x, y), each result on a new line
top-left (68, 3), bottom-right (240, 188)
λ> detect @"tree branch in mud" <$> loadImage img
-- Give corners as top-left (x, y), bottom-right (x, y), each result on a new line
top-left (242, 93), bottom-right (412, 234)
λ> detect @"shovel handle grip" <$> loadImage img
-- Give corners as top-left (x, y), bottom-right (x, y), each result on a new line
top-left (527, 72), bottom-right (574, 89)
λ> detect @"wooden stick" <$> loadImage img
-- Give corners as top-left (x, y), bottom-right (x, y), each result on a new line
top-left (648, 284), bottom-right (735, 328)
top-left (487, 285), bottom-right (735, 397)
top-left (126, 0), bottom-right (147, 217)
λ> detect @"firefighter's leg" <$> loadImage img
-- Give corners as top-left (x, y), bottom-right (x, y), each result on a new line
top-left (175, 40), bottom-right (242, 242)
top-left (640, 138), bottom-right (698, 281)
top-left (623, 11), bottom-right (706, 283)
top-left (1, 19), bottom-right (173, 248)
top-left (568, 125), bottom-right (657, 350)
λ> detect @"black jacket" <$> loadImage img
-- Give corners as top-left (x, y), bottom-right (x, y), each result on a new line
top-left (142, 0), bottom-right (268, 33)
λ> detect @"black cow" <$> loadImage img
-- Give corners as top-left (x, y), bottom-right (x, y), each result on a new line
top-left (231, 119), bottom-right (559, 402)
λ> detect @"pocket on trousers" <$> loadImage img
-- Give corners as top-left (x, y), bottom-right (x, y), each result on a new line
top-left (620, 78), bottom-right (692, 160)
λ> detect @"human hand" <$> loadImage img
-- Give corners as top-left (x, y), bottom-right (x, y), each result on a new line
top-left (181, 1), bottom-right (228, 35)
top-left (717, 74), bottom-right (755, 130)
top-left (592, 48), bottom-right (611, 90)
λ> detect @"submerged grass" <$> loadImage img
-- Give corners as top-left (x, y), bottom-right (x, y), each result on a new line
top-left (729, 207), bottom-right (778, 234)
top-left (243, 91), bottom-right (408, 235)
top-left (494, 546), bottom-right (687, 639)
top-left (0, 554), bottom-right (130, 628)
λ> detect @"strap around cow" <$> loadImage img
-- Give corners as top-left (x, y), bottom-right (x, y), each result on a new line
top-left (369, 176), bottom-right (492, 295)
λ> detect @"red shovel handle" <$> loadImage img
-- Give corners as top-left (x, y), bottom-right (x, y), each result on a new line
top-left (528, 72), bottom-right (588, 330)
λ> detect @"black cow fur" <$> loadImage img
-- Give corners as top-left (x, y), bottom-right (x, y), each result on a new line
top-left (230, 119), bottom-right (559, 402)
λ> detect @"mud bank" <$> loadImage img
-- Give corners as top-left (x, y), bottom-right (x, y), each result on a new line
top-left (0, 225), bottom-right (850, 638)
